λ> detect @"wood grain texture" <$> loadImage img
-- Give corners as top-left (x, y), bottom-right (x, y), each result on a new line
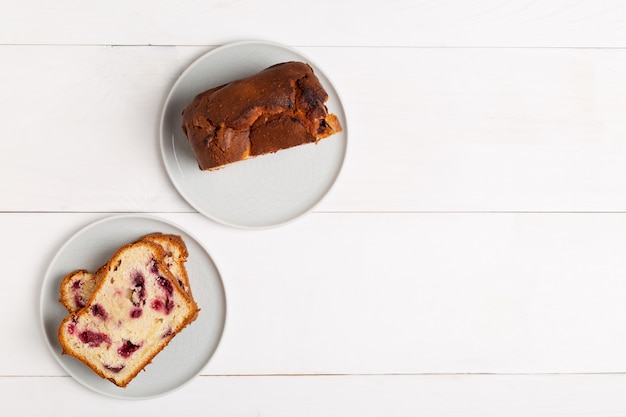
top-left (4, 1), bottom-right (626, 414)
top-left (0, 0), bottom-right (625, 47)
top-left (2, 46), bottom-right (626, 212)
top-left (3, 374), bottom-right (626, 416)
top-left (8, 212), bottom-right (626, 376)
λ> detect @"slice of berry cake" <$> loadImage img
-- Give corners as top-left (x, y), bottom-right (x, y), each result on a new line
top-left (59, 233), bottom-right (194, 313)
top-left (57, 240), bottom-right (199, 387)
top-left (58, 269), bottom-right (100, 312)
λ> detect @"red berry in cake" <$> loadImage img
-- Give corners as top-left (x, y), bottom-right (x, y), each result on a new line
top-left (90, 303), bottom-right (108, 320)
top-left (150, 297), bottom-right (174, 315)
top-left (162, 327), bottom-right (173, 339)
top-left (74, 294), bottom-right (86, 309)
top-left (67, 321), bottom-right (76, 335)
top-left (149, 257), bottom-right (159, 274)
top-left (103, 363), bottom-right (125, 373)
top-left (165, 298), bottom-right (174, 314)
top-left (131, 272), bottom-right (146, 306)
top-left (151, 299), bottom-right (164, 312)
top-left (118, 340), bottom-right (142, 358)
top-left (157, 276), bottom-right (174, 296)
top-left (78, 330), bottom-right (111, 348)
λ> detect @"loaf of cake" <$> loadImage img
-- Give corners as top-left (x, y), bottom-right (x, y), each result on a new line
top-left (57, 239), bottom-right (199, 387)
top-left (181, 61), bottom-right (343, 170)
top-left (59, 233), bottom-right (193, 313)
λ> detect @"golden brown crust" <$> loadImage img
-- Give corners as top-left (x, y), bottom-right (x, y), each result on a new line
top-left (181, 61), bottom-right (342, 170)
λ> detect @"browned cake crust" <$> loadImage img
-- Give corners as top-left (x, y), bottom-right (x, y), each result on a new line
top-left (181, 61), bottom-right (342, 170)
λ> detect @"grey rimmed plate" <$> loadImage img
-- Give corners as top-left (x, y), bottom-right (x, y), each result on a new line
top-left (160, 40), bottom-right (348, 229)
top-left (40, 214), bottom-right (226, 399)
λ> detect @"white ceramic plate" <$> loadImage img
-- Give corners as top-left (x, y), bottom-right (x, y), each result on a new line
top-left (160, 40), bottom-right (348, 229)
top-left (39, 214), bottom-right (226, 399)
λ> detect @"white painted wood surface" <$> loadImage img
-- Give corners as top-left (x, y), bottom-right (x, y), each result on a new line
top-left (2, 0), bottom-right (626, 415)
top-left (5, 375), bottom-right (626, 417)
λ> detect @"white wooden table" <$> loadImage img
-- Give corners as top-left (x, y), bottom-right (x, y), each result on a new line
top-left (3, 1), bottom-right (626, 415)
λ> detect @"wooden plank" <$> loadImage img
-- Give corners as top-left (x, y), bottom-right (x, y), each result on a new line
top-left (0, 0), bottom-right (625, 47)
top-left (0, 45), bottom-right (196, 213)
top-left (320, 47), bottom-right (626, 212)
top-left (8, 212), bottom-right (626, 375)
top-left (2, 374), bottom-right (626, 416)
top-left (1, 46), bottom-right (626, 212)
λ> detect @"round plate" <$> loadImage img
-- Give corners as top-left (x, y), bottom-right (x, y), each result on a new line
top-left (160, 40), bottom-right (348, 229)
top-left (39, 214), bottom-right (227, 399)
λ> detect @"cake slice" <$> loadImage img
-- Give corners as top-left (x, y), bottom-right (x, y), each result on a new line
top-left (181, 61), bottom-right (343, 170)
top-left (59, 233), bottom-right (193, 313)
top-left (57, 240), bottom-right (199, 387)
top-left (58, 269), bottom-right (100, 312)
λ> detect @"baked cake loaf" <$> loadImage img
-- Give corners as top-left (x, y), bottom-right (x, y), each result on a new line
top-left (59, 233), bottom-right (193, 313)
top-left (181, 61), bottom-right (343, 170)
top-left (57, 240), bottom-right (199, 387)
